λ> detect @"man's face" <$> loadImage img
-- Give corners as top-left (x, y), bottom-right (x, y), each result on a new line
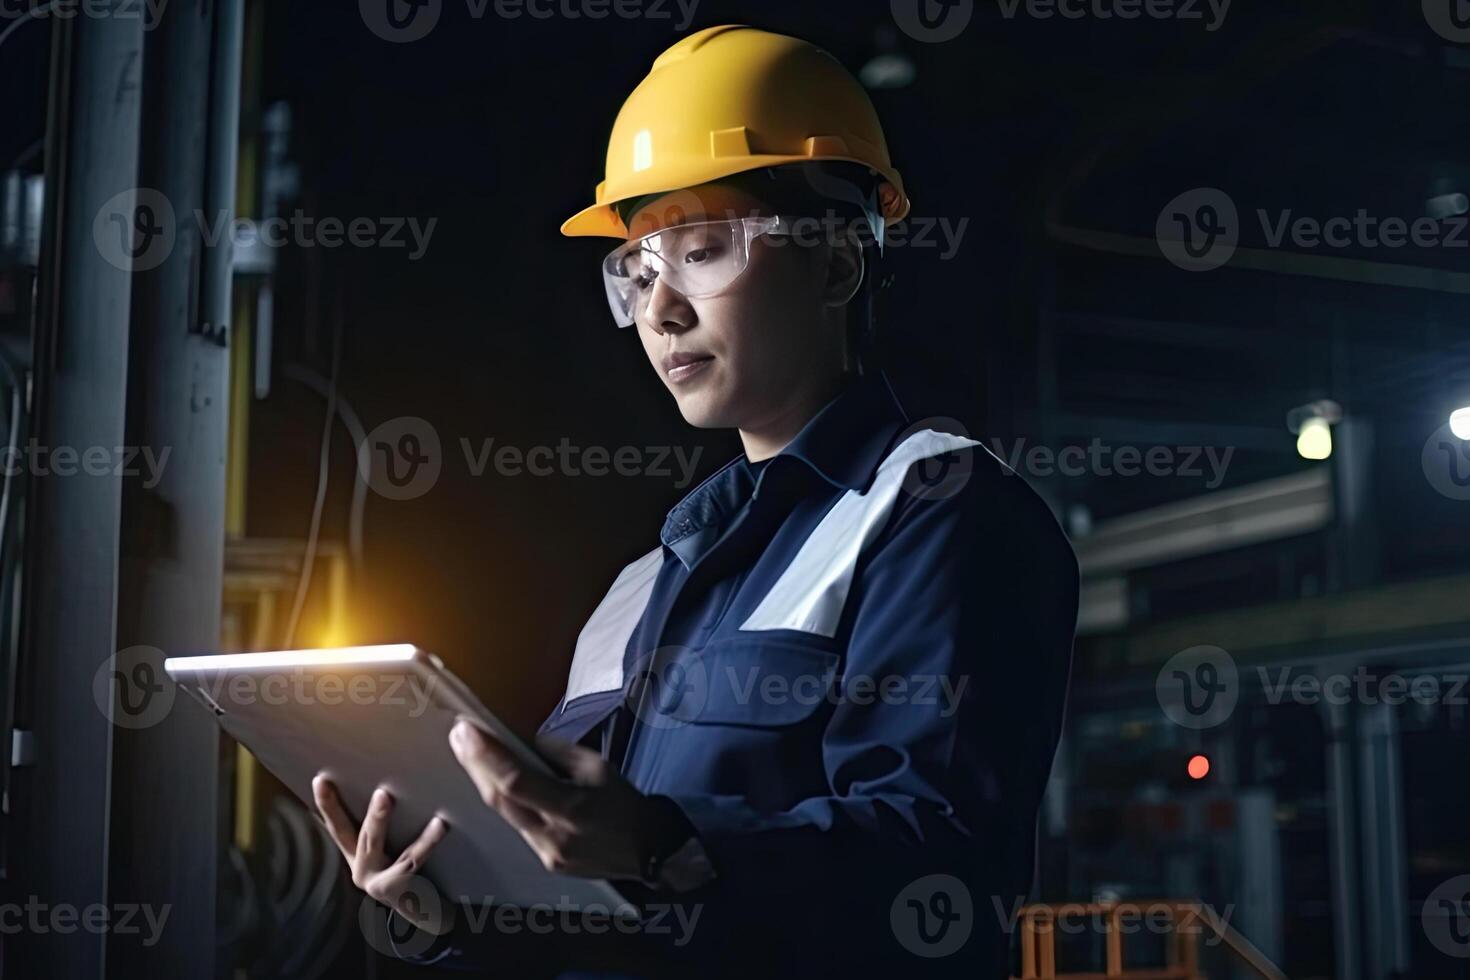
top-left (623, 186), bottom-right (846, 431)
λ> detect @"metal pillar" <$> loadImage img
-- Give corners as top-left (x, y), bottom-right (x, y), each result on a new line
top-left (1356, 698), bottom-right (1409, 979)
top-left (1321, 698), bottom-right (1361, 980)
top-left (107, 0), bottom-right (239, 974)
top-left (4, 4), bottom-right (145, 977)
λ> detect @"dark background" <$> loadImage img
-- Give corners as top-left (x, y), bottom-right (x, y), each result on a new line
top-left (6, 1), bottom-right (1467, 976)
top-left (229, 0), bottom-right (1470, 732)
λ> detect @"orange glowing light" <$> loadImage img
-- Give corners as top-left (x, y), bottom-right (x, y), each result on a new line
top-left (1187, 754), bottom-right (1211, 780)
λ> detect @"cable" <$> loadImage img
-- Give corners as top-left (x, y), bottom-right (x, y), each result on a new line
top-left (0, 355), bottom-right (22, 817)
top-left (282, 312), bottom-right (342, 648)
top-left (281, 363), bottom-right (367, 569)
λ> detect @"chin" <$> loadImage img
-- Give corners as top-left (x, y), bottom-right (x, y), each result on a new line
top-left (671, 390), bottom-right (737, 429)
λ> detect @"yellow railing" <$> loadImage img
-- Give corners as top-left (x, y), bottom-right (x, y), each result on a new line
top-left (1013, 900), bottom-right (1289, 980)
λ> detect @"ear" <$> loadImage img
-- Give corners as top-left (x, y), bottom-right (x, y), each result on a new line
top-left (823, 239), bottom-right (865, 308)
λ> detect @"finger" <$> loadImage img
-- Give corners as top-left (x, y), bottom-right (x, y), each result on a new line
top-left (391, 815), bottom-right (449, 875)
top-left (356, 787), bottom-right (395, 871)
top-left (450, 720), bottom-right (573, 814)
top-left (312, 775), bottom-right (359, 858)
top-left (455, 743), bottom-right (550, 834)
top-left (534, 736), bottom-right (609, 785)
top-left (490, 791), bottom-right (549, 837)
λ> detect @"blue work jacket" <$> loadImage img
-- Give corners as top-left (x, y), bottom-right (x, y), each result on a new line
top-left (400, 370), bottom-right (1079, 978)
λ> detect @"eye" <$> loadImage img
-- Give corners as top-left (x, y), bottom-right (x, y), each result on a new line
top-left (633, 267), bottom-right (659, 291)
top-left (683, 244), bottom-right (722, 265)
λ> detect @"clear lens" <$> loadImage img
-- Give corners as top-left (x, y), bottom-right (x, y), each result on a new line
top-left (601, 217), bottom-right (783, 327)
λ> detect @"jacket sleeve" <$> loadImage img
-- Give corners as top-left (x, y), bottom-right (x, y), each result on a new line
top-left (661, 457), bottom-right (1080, 973)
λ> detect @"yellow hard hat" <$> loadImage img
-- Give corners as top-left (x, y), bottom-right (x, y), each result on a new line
top-left (560, 24), bottom-right (910, 239)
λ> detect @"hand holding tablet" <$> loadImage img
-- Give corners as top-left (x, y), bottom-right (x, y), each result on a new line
top-left (163, 644), bottom-right (633, 919)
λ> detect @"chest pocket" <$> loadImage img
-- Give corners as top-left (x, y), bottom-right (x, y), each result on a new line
top-left (643, 637), bottom-right (839, 728)
top-left (738, 429), bottom-right (981, 638)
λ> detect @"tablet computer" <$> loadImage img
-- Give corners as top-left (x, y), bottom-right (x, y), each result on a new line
top-left (164, 644), bottom-right (631, 913)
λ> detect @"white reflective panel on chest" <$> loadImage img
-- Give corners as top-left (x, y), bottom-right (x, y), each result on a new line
top-left (738, 429), bottom-right (981, 638)
top-left (561, 546), bottom-right (662, 707)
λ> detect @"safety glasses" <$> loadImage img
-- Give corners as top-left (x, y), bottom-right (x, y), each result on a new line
top-left (601, 215), bottom-right (796, 328)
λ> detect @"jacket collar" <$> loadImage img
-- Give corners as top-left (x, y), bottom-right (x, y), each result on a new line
top-left (773, 369), bottom-right (911, 495)
top-left (659, 371), bottom-right (911, 568)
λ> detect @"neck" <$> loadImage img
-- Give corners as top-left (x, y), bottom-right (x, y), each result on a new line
top-left (738, 372), bottom-right (850, 461)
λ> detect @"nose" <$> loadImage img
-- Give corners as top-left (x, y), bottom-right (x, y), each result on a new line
top-left (642, 275), bottom-right (695, 336)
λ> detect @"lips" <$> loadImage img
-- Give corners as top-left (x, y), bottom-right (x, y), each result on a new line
top-left (663, 350), bottom-right (715, 383)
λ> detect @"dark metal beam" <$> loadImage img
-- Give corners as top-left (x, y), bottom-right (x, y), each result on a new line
top-left (108, 0), bottom-right (238, 974)
top-left (5, 5), bottom-right (144, 977)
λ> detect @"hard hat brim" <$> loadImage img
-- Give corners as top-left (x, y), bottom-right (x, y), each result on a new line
top-left (560, 153), bottom-right (911, 239)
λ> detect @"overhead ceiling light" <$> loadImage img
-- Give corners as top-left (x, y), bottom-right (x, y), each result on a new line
top-left (1286, 399), bottom-right (1342, 461)
top-left (1450, 406), bottom-right (1470, 441)
top-left (1426, 192), bottom-right (1469, 221)
top-left (860, 52), bottom-right (916, 90)
top-left (1296, 418), bottom-right (1332, 460)
top-left (860, 24), bottom-right (916, 91)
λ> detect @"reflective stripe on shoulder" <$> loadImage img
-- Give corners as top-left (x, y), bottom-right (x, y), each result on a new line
top-left (738, 429), bottom-right (981, 638)
top-left (561, 546), bottom-right (663, 709)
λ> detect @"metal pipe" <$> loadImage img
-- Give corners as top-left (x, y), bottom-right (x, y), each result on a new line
top-left (4, 4), bottom-right (145, 976)
top-left (107, 0), bottom-right (241, 974)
